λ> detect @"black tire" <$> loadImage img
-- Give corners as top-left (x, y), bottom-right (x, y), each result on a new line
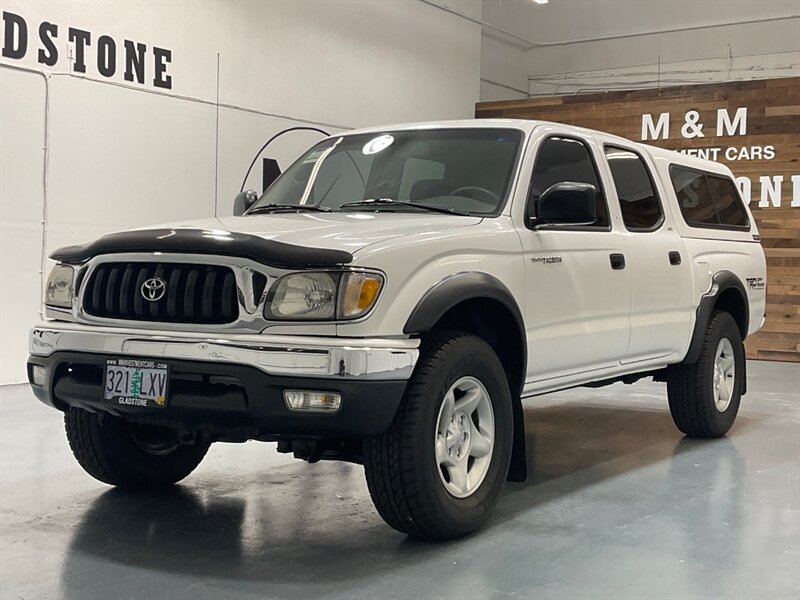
top-left (667, 310), bottom-right (745, 438)
top-left (64, 407), bottom-right (211, 490)
top-left (364, 332), bottom-right (514, 541)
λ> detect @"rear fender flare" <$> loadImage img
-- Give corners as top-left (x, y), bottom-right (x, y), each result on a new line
top-left (686, 270), bottom-right (749, 365)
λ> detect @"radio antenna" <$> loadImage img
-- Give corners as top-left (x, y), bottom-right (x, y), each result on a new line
top-left (214, 52), bottom-right (220, 217)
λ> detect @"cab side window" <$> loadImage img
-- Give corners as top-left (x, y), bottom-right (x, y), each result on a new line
top-left (670, 165), bottom-right (750, 230)
top-left (604, 146), bottom-right (663, 231)
top-left (530, 137), bottom-right (609, 228)
top-left (707, 175), bottom-right (750, 228)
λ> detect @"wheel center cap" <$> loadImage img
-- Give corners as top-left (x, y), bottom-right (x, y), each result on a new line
top-left (446, 410), bottom-right (471, 461)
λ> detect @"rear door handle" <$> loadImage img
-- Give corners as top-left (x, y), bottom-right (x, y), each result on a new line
top-left (609, 253), bottom-right (626, 270)
top-left (669, 251), bottom-right (682, 265)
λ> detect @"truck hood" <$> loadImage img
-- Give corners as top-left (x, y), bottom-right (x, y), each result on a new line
top-left (161, 212), bottom-right (484, 254)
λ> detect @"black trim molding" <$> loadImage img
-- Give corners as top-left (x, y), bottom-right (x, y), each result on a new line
top-left (50, 228), bottom-right (353, 269)
top-left (685, 270), bottom-right (749, 364)
top-left (403, 272), bottom-right (525, 336)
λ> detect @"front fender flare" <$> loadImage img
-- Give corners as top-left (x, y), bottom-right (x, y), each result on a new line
top-left (403, 272), bottom-right (525, 338)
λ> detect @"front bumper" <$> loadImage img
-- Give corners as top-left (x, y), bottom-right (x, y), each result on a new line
top-left (28, 323), bottom-right (419, 437)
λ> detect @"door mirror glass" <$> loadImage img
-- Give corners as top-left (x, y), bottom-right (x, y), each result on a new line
top-left (233, 190), bottom-right (259, 216)
top-left (535, 182), bottom-right (597, 226)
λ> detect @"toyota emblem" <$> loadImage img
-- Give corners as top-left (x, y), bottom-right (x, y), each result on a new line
top-left (141, 277), bottom-right (167, 302)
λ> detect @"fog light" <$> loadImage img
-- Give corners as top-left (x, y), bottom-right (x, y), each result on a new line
top-left (283, 390), bottom-right (341, 413)
top-left (30, 365), bottom-right (46, 386)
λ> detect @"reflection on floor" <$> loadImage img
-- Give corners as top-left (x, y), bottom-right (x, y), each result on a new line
top-left (1, 360), bottom-right (798, 599)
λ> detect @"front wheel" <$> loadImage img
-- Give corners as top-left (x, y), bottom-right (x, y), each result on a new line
top-left (65, 407), bottom-right (211, 490)
top-left (667, 310), bottom-right (745, 438)
top-left (364, 332), bottom-right (514, 540)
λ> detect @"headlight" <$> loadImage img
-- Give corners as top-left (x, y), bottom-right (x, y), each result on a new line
top-left (265, 271), bottom-right (383, 321)
top-left (45, 264), bottom-right (75, 308)
top-left (266, 272), bottom-right (338, 320)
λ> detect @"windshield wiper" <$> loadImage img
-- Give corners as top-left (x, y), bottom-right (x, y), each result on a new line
top-left (247, 203), bottom-right (333, 215)
top-left (340, 198), bottom-right (470, 216)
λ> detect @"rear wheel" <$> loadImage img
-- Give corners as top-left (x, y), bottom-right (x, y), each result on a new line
top-left (64, 407), bottom-right (210, 489)
top-left (364, 332), bottom-right (513, 540)
top-left (667, 310), bottom-right (745, 438)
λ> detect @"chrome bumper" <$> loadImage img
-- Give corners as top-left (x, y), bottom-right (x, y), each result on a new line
top-left (29, 323), bottom-right (419, 380)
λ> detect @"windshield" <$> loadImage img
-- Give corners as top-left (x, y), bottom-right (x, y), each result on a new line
top-left (248, 128), bottom-right (523, 215)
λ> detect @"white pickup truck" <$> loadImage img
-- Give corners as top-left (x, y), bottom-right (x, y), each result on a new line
top-left (28, 119), bottom-right (766, 540)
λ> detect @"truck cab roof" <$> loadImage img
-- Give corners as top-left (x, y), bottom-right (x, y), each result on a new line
top-left (343, 118), bottom-right (734, 177)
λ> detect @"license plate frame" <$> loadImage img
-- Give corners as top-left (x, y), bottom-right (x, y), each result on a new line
top-left (103, 358), bottom-right (169, 408)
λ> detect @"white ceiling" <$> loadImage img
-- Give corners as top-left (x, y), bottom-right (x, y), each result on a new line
top-left (480, 0), bottom-right (800, 46)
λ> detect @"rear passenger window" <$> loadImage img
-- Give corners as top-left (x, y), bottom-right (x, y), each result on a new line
top-left (530, 137), bottom-right (609, 228)
top-left (604, 147), bottom-right (662, 231)
top-left (670, 165), bottom-right (750, 230)
top-left (707, 175), bottom-right (750, 228)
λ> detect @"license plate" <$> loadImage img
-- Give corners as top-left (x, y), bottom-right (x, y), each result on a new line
top-left (104, 358), bottom-right (169, 408)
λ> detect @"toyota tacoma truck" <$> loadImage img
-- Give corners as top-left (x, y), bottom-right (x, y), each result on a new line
top-left (28, 119), bottom-right (766, 540)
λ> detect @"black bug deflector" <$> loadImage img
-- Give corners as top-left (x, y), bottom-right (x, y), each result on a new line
top-left (50, 228), bottom-right (353, 269)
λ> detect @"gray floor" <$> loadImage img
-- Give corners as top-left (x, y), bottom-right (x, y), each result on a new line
top-left (1, 361), bottom-right (798, 600)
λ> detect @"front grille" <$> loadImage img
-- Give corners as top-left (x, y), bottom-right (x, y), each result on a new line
top-left (82, 262), bottom-right (239, 324)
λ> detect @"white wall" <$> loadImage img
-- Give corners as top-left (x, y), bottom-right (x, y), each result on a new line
top-left (478, 0), bottom-right (800, 101)
top-left (524, 18), bottom-right (800, 96)
top-left (0, 0), bottom-right (482, 384)
top-left (0, 66), bottom-right (46, 388)
top-left (479, 34), bottom-right (527, 101)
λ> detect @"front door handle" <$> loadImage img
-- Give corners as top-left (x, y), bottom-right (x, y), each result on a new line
top-left (669, 251), bottom-right (682, 265)
top-left (609, 253), bottom-right (626, 270)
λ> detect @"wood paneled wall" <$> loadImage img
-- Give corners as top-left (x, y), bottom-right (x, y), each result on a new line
top-left (476, 78), bottom-right (799, 362)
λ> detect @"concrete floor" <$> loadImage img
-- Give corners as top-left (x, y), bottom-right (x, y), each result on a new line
top-left (1, 360), bottom-right (798, 600)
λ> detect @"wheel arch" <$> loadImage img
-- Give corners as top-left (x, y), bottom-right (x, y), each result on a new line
top-left (685, 270), bottom-right (749, 365)
top-left (403, 272), bottom-right (528, 482)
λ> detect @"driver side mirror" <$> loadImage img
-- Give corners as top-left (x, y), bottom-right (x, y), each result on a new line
top-left (233, 189), bottom-right (259, 216)
top-left (530, 182), bottom-right (597, 227)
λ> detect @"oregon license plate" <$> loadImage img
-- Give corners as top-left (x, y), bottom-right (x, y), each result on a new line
top-left (104, 358), bottom-right (169, 408)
